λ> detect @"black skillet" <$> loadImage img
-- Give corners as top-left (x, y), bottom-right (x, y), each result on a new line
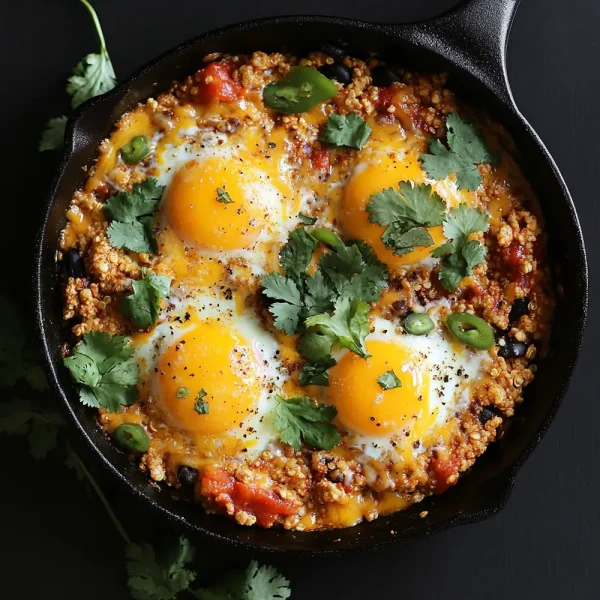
top-left (34, 0), bottom-right (588, 554)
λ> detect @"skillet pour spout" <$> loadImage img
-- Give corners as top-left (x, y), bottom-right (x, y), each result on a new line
top-left (34, 0), bottom-right (588, 553)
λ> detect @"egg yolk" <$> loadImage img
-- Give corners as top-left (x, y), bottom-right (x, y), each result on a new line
top-left (165, 158), bottom-right (265, 251)
top-left (341, 155), bottom-right (445, 267)
top-left (328, 340), bottom-right (430, 436)
top-left (157, 319), bottom-right (260, 435)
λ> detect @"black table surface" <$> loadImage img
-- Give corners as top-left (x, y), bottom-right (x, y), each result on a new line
top-left (2, 0), bottom-right (599, 598)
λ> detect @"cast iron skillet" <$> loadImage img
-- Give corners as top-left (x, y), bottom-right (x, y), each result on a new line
top-left (34, 0), bottom-right (588, 553)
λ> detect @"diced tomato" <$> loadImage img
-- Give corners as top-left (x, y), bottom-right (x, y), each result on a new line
top-left (94, 182), bottom-right (110, 200)
top-left (502, 241), bottom-right (525, 270)
top-left (201, 468), bottom-right (297, 527)
top-left (311, 147), bottom-right (330, 173)
top-left (430, 455), bottom-right (460, 494)
top-left (192, 61), bottom-right (242, 104)
top-left (463, 283), bottom-right (484, 302)
top-left (377, 87), bottom-right (395, 112)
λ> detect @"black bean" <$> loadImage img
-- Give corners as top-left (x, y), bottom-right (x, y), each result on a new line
top-left (320, 43), bottom-right (346, 59)
top-left (371, 65), bottom-right (401, 87)
top-left (177, 465), bottom-right (198, 489)
top-left (478, 405), bottom-right (501, 425)
top-left (318, 62), bottom-right (352, 85)
top-left (65, 248), bottom-right (85, 278)
top-left (509, 297), bottom-right (529, 322)
top-left (498, 341), bottom-right (527, 358)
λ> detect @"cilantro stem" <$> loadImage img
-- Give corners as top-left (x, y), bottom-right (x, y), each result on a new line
top-left (79, 0), bottom-right (108, 54)
top-left (68, 450), bottom-right (132, 545)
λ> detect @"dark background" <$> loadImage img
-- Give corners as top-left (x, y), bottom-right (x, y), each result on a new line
top-left (2, 0), bottom-right (599, 597)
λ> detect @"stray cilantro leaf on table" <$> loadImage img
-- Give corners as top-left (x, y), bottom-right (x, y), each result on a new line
top-left (274, 396), bottom-right (341, 450)
top-left (194, 389), bottom-right (209, 414)
top-left (126, 535), bottom-right (197, 600)
top-left (39, 1), bottom-right (116, 151)
top-left (63, 330), bottom-right (139, 412)
top-left (435, 204), bottom-right (490, 292)
top-left (105, 178), bottom-right (165, 253)
top-left (377, 370), bottom-right (402, 390)
top-left (419, 112), bottom-right (498, 191)
top-left (367, 181), bottom-right (446, 255)
top-left (305, 297), bottom-right (371, 359)
top-left (120, 269), bottom-right (171, 328)
top-left (319, 112), bottom-right (372, 150)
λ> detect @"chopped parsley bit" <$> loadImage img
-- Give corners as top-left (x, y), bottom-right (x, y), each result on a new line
top-left (39, 1), bottom-right (116, 151)
top-left (377, 370), bottom-right (402, 390)
top-left (433, 204), bottom-right (490, 291)
top-left (120, 269), bottom-right (171, 329)
top-left (419, 112), bottom-right (499, 191)
top-left (261, 226), bottom-right (387, 360)
top-left (319, 112), bottom-right (372, 150)
top-left (216, 187), bottom-right (234, 203)
top-left (194, 389), bottom-right (209, 414)
top-left (298, 356), bottom-right (337, 386)
top-left (367, 182), bottom-right (446, 255)
top-left (176, 387), bottom-right (189, 398)
top-left (273, 396), bottom-right (341, 450)
top-left (105, 178), bottom-right (165, 253)
top-left (298, 212), bottom-right (318, 225)
top-left (63, 331), bottom-right (139, 413)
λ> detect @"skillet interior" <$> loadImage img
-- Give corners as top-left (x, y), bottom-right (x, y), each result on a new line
top-left (35, 15), bottom-right (587, 553)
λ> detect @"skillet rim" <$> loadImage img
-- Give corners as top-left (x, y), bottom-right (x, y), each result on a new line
top-left (33, 12), bottom-right (588, 554)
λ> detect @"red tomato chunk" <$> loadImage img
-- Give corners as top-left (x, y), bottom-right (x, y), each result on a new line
top-left (431, 455), bottom-right (460, 493)
top-left (192, 61), bottom-right (242, 104)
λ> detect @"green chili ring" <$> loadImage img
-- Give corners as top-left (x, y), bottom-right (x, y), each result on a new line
top-left (446, 312), bottom-right (494, 350)
top-left (403, 312), bottom-right (434, 336)
top-left (263, 67), bottom-right (338, 114)
top-left (113, 423), bottom-right (150, 453)
top-left (120, 135), bottom-right (150, 164)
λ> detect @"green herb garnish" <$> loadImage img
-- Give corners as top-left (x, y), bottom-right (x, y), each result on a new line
top-left (420, 112), bottom-right (498, 191)
top-left (377, 370), bottom-right (402, 390)
top-left (367, 182), bottom-right (446, 255)
top-left (319, 112), bottom-right (372, 150)
top-left (298, 212), bottom-right (318, 225)
top-left (120, 269), bottom-right (171, 329)
top-left (216, 187), bottom-right (233, 203)
top-left (433, 204), bottom-right (490, 291)
top-left (105, 178), bottom-right (165, 253)
top-left (63, 331), bottom-right (138, 413)
top-left (194, 389), bottom-right (209, 415)
top-left (298, 357), bottom-right (337, 386)
top-left (177, 387), bottom-right (189, 398)
top-left (273, 396), bottom-right (341, 450)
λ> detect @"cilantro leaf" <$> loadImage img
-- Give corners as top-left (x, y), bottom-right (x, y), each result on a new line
top-left (261, 273), bottom-right (301, 305)
top-left (305, 297), bottom-right (371, 359)
top-left (274, 396), bottom-right (341, 450)
top-left (279, 227), bottom-right (317, 279)
top-left (269, 302), bottom-right (302, 336)
top-left (436, 204), bottom-right (489, 291)
top-left (39, 116), bottom-right (68, 152)
top-left (303, 271), bottom-right (334, 316)
top-left (377, 370), bottom-right (402, 390)
top-left (298, 212), bottom-right (317, 225)
top-left (64, 331), bottom-right (139, 412)
top-left (319, 113), bottom-right (372, 150)
top-left (120, 271), bottom-right (171, 329)
top-left (177, 387), bottom-right (189, 398)
top-left (126, 535), bottom-right (196, 600)
top-left (442, 203), bottom-right (490, 249)
top-left (420, 112), bottom-right (497, 191)
top-left (194, 389), bottom-right (209, 414)
top-left (107, 221), bottom-right (155, 254)
top-left (66, 0), bottom-right (116, 108)
top-left (367, 182), bottom-right (446, 255)
top-left (297, 329), bottom-right (336, 362)
top-left (298, 357), bottom-right (337, 386)
top-left (0, 398), bottom-right (65, 459)
top-left (216, 188), bottom-right (233, 203)
top-left (104, 179), bottom-right (164, 253)
top-left (104, 179), bottom-right (164, 222)
top-left (245, 561), bottom-right (291, 600)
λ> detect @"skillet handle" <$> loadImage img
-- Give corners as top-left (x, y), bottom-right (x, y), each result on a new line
top-left (397, 0), bottom-right (520, 105)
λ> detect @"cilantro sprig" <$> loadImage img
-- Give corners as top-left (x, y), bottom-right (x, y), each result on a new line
top-left (433, 204), bottom-right (490, 291)
top-left (39, 1), bottom-right (116, 151)
top-left (273, 396), bottom-right (341, 451)
top-left (367, 182), bottom-right (447, 255)
top-left (63, 330), bottom-right (139, 412)
top-left (420, 112), bottom-right (498, 191)
top-left (105, 178), bottom-right (165, 254)
top-left (319, 113), bottom-right (372, 150)
top-left (377, 370), bottom-right (402, 390)
top-left (120, 269), bottom-right (171, 329)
